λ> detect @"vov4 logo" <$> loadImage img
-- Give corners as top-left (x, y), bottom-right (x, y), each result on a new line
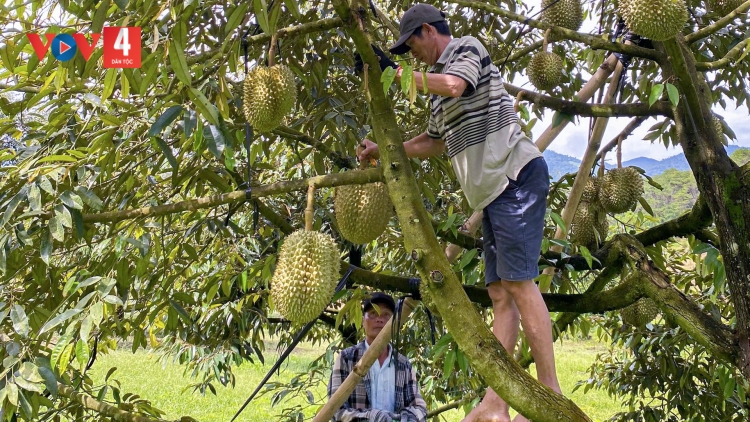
top-left (27, 27), bottom-right (141, 68)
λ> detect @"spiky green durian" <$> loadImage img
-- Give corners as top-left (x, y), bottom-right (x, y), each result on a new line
top-left (335, 182), bottom-right (393, 244)
top-left (242, 64), bottom-right (296, 132)
top-left (270, 230), bottom-right (340, 324)
top-left (618, 271), bottom-right (659, 327)
top-left (707, 0), bottom-right (744, 16)
top-left (582, 176), bottom-right (601, 205)
top-left (618, 0), bottom-right (688, 41)
top-left (600, 167), bottom-right (644, 214)
top-left (570, 201), bottom-right (608, 250)
top-left (527, 51), bottom-right (564, 91)
top-left (541, 0), bottom-right (584, 32)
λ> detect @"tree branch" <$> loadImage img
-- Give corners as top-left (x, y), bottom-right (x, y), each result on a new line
top-left (272, 125), bottom-right (354, 169)
top-left (450, 0), bottom-right (663, 62)
top-left (186, 17), bottom-right (343, 66)
top-left (49, 168), bottom-right (383, 224)
top-left (695, 37), bottom-right (750, 70)
top-left (595, 117), bottom-right (649, 162)
top-left (57, 383), bottom-right (176, 422)
top-left (634, 195), bottom-right (713, 247)
top-left (685, 0), bottom-right (750, 43)
top-left (505, 84), bottom-right (673, 118)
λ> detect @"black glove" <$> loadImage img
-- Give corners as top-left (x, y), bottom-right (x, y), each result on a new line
top-left (354, 44), bottom-right (398, 73)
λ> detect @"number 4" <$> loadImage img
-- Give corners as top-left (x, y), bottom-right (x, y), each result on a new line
top-left (114, 28), bottom-right (131, 57)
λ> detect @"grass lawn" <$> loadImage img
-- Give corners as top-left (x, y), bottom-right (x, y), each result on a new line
top-left (89, 339), bottom-right (622, 421)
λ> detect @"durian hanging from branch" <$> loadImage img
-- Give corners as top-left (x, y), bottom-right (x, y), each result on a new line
top-left (540, 0), bottom-right (583, 35)
top-left (618, 0), bottom-right (688, 42)
top-left (527, 29), bottom-right (564, 92)
top-left (599, 138), bottom-right (644, 214)
top-left (242, 34), bottom-right (297, 132)
top-left (334, 158), bottom-right (393, 245)
top-left (270, 184), bottom-right (340, 325)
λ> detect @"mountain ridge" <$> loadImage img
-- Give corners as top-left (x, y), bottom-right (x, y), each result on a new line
top-left (543, 145), bottom-right (746, 179)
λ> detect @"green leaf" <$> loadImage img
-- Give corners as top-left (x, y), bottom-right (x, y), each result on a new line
top-left (19, 362), bottom-right (44, 383)
top-left (27, 184), bottom-right (41, 211)
top-left (381, 66), bottom-right (397, 96)
top-left (550, 211), bottom-right (567, 236)
top-left (665, 83), bottom-right (679, 107)
top-left (102, 68), bottom-right (117, 99)
top-left (37, 176), bottom-right (54, 195)
top-left (638, 196), bottom-right (655, 217)
top-left (54, 204), bottom-right (72, 228)
top-left (49, 215), bottom-right (64, 242)
top-left (39, 309), bottom-right (82, 335)
top-left (72, 208), bottom-right (84, 239)
top-left (283, 0), bottom-right (300, 18)
top-left (18, 389), bottom-right (33, 419)
top-left (113, 0), bottom-right (128, 10)
top-left (10, 305), bottom-right (29, 337)
top-left (187, 88), bottom-right (220, 126)
top-left (204, 125), bottom-right (225, 159)
top-left (3, 189), bottom-right (26, 226)
top-left (154, 137), bottom-right (179, 170)
top-left (579, 246), bottom-right (593, 269)
top-left (168, 41), bottom-right (192, 86)
top-left (148, 105), bottom-right (183, 137)
top-left (184, 109), bottom-right (197, 138)
top-left (40, 227), bottom-right (52, 264)
top-left (80, 315), bottom-right (93, 340)
top-left (442, 348), bottom-right (456, 380)
top-left (6, 383), bottom-right (18, 406)
top-left (74, 186), bottom-right (104, 210)
top-left (37, 365), bottom-right (58, 397)
top-left (89, 301), bottom-right (104, 326)
top-left (400, 64), bottom-right (412, 95)
top-left (649, 83), bottom-right (664, 107)
top-left (91, 0), bottom-right (111, 34)
top-left (224, 4), bottom-right (249, 37)
top-left (50, 333), bottom-right (72, 372)
top-left (75, 339), bottom-right (90, 371)
top-left (253, 0), bottom-right (270, 34)
top-left (58, 343), bottom-right (73, 374)
top-left (169, 299), bottom-right (192, 324)
top-left (60, 191), bottom-right (84, 210)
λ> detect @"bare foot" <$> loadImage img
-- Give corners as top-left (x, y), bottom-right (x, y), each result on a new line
top-left (461, 390), bottom-right (510, 422)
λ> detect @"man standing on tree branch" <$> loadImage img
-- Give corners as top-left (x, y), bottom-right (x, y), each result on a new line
top-left (356, 4), bottom-right (560, 422)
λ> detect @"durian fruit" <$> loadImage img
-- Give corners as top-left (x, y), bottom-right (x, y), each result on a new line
top-left (335, 182), bottom-right (393, 244)
top-left (242, 64), bottom-right (296, 132)
top-left (527, 51), bottom-right (564, 91)
top-left (570, 201), bottom-right (608, 250)
top-left (618, 272), bottom-right (658, 327)
top-left (707, 0), bottom-right (744, 16)
top-left (618, 0), bottom-right (688, 41)
top-left (581, 176), bottom-right (601, 204)
top-left (270, 229), bottom-right (340, 324)
top-left (621, 297), bottom-right (659, 327)
top-left (599, 167), bottom-right (644, 214)
top-left (541, 0), bottom-right (584, 33)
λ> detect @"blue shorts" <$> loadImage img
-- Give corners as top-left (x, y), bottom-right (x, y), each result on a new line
top-left (482, 157), bottom-right (550, 285)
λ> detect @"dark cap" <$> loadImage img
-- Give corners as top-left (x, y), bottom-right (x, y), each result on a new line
top-left (389, 4), bottom-right (446, 55)
top-left (363, 292), bottom-right (396, 314)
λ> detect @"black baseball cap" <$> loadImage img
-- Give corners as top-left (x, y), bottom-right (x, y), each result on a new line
top-left (389, 4), bottom-right (446, 55)
top-left (363, 292), bottom-right (396, 314)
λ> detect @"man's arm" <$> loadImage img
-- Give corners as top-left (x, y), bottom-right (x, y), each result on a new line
top-left (396, 70), bottom-right (467, 98)
top-left (399, 363), bottom-right (428, 422)
top-left (358, 133), bottom-right (445, 162)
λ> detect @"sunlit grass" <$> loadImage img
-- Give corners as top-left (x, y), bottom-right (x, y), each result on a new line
top-left (89, 339), bottom-right (622, 422)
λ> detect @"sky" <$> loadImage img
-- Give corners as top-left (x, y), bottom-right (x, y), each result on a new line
top-left (510, 1), bottom-right (750, 163)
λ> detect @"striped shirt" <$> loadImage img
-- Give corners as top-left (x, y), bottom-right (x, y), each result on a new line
top-left (427, 36), bottom-right (542, 210)
top-left (327, 341), bottom-right (428, 422)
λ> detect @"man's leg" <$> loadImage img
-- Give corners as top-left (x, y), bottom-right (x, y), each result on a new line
top-left (502, 279), bottom-right (561, 422)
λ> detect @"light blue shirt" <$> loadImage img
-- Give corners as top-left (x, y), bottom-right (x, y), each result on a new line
top-left (364, 340), bottom-right (396, 413)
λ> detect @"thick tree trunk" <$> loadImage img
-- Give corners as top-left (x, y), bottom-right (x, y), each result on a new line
top-left (660, 36), bottom-right (750, 377)
top-left (332, 1), bottom-right (591, 420)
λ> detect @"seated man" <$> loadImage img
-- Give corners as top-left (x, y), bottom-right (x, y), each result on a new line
top-left (327, 292), bottom-right (427, 422)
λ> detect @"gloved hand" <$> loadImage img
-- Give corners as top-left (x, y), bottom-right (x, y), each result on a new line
top-left (354, 44), bottom-right (398, 73)
top-left (366, 409), bottom-right (398, 422)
